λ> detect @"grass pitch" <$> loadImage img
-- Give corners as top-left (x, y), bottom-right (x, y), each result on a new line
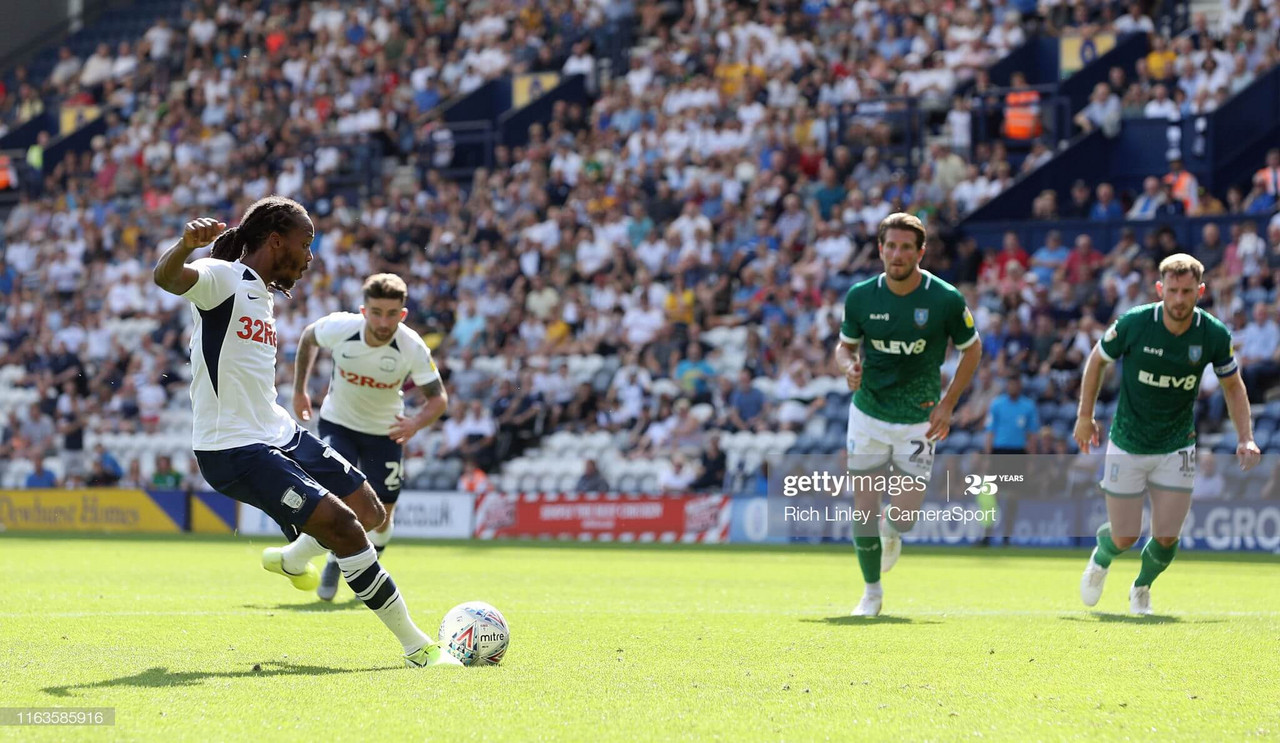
top-left (1, 533), bottom-right (1278, 741)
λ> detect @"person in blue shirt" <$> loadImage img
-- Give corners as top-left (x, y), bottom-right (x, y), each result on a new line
top-left (982, 373), bottom-right (1039, 545)
top-left (726, 370), bottom-right (766, 432)
top-left (1089, 183), bottom-right (1125, 221)
top-left (25, 456), bottom-right (58, 488)
top-left (1029, 230), bottom-right (1070, 286)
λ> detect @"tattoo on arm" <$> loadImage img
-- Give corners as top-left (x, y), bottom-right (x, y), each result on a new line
top-left (423, 379), bottom-right (445, 398)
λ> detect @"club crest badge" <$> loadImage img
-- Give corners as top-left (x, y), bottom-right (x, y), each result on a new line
top-left (914, 308), bottom-right (929, 328)
top-left (1189, 345), bottom-right (1202, 363)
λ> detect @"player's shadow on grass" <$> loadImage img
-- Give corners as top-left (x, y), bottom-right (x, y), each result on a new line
top-left (240, 598), bottom-right (363, 612)
top-left (1060, 613), bottom-right (1218, 624)
top-left (803, 615), bottom-right (941, 626)
top-left (43, 661), bottom-right (397, 698)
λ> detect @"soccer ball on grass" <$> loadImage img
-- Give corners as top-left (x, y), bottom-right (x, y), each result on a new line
top-left (438, 601), bottom-right (509, 666)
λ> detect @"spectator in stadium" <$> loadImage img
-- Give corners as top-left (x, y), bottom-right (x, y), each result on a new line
top-left (1164, 156), bottom-right (1201, 214)
top-left (24, 456), bottom-right (58, 489)
top-left (1002, 71), bottom-right (1043, 141)
top-left (115, 460), bottom-right (146, 489)
top-left (658, 455), bottom-right (696, 493)
top-left (1074, 82), bottom-right (1122, 137)
top-left (576, 459), bottom-right (610, 492)
top-left (1114, 3), bottom-right (1155, 34)
top-left (725, 370), bottom-right (767, 433)
top-left (1090, 183), bottom-right (1125, 221)
top-left (1063, 179), bottom-right (1094, 219)
top-left (1239, 303), bottom-right (1280, 401)
top-left (1144, 84), bottom-right (1180, 120)
top-left (1246, 148), bottom-right (1280, 215)
top-left (1143, 34), bottom-right (1176, 80)
top-left (689, 434), bottom-right (726, 492)
top-left (150, 454), bottom-right (182, 490)
top-left (459, 458), bottom-right (492, 494)
top-left (85, 459), bottom-right (120, 487)
top-left (1062, 234), bottom-right (1106, 295)
top-left (1127, 176), bottom-right (1168, 220)
top-left (1195, 223), bottom-right (1227, 276)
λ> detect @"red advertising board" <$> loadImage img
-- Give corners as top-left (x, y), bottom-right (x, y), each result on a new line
top-left (473, 492), bottom-right (731, 542)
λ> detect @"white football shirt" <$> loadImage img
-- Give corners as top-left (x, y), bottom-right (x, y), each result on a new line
top-left (181, 258), bottom-right (296, 451)
top-left (312, 312), bottom-right (440, 436)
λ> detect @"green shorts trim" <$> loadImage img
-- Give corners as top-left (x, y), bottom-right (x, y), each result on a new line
top-left (1100, 486), bottom-right (1146, 499)
top-left (1147, 483), bottom-right (1195, 494)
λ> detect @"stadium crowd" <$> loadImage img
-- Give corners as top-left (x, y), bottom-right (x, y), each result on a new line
top-left (2, 0), bottom-right (1280, 492)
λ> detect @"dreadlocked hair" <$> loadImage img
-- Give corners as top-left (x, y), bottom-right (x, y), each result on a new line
top-left (209, 196), bottom-right (309, 296)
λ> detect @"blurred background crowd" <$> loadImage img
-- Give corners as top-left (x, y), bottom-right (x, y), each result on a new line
top-left (1, 0), bottom-right (1279, 496)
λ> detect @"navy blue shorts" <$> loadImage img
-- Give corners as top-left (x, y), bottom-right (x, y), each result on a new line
top-left (318, 418), bottom-right (404, 503)
top-left (195, 426), bottom-right (367, 539)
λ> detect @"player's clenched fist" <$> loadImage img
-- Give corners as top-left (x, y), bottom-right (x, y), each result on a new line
top-left (183, 217), bottom-right (228, 250)
top-left (843, 357), bottom-right (862, 392)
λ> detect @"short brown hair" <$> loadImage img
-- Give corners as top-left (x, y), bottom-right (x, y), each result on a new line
top-left (1158, 253), bottom-right (1205, 283)
top-left (878, 212), bottom-right (926, 250)
top-left (363, 273), bottom-right (408, 303)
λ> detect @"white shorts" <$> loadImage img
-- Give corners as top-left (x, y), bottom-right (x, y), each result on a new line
top-left (846, 402), bottom-right (935, 480)
top-left (1100, 440), bottom-right (1196, 497)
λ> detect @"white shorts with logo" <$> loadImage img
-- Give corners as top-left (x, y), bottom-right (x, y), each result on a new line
top-left (846, 402), bottom-right (935, 480)
top-left (1100, 440), bottom-right (1196, 497)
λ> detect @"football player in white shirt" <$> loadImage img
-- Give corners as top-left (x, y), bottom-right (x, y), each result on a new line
top-left (292, 273), bottom-right (449, 601)
top-left (152, 197), bottom-right (460, 668)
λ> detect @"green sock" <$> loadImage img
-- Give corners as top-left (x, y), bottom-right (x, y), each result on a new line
top-left (1091, 523), bottom-right (1127, 568)
top-left (1134, 539), bottom-right (1179, 587)
top-left (854, 536), bottom-right (882, 584)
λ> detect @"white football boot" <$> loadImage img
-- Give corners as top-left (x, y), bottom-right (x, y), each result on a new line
top-left (1079, 555), bottom-right (1109, 607)
top-left (851, 584), bottom-right (883, 617)
top-left (1129, 584), bottom-right (1153, 615)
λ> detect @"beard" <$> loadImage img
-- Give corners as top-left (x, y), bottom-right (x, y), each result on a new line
top-left (885, 261), bottom-right (916, 280)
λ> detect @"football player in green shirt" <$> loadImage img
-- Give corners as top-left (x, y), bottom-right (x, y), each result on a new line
top-left (1075, 254), bottom-right (1261, 614)
top-left (834, 213), bottom-right (984, 616)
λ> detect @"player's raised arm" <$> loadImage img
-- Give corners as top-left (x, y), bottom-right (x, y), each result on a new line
top-left (293, 322), bottom-right (321, 422)
top-left (153, 217), bottom-right (227, 295)
top-left (1218, 371), bottom-right (1262, 470)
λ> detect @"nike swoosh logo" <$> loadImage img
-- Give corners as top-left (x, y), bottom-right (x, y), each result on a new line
top-left (246, 294), bottom-right (262, 300)
top-left (341, 352), bottom-right (358, 358)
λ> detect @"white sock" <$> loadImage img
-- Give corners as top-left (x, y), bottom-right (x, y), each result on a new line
top-left (369, 523), bottom-right (393, 551)
top-left (281, 534), bottom-right (328, 574)
top-left (865, 581), bottom-right (883, 596)
top-left (337, 546), bottom-right (429, 654)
